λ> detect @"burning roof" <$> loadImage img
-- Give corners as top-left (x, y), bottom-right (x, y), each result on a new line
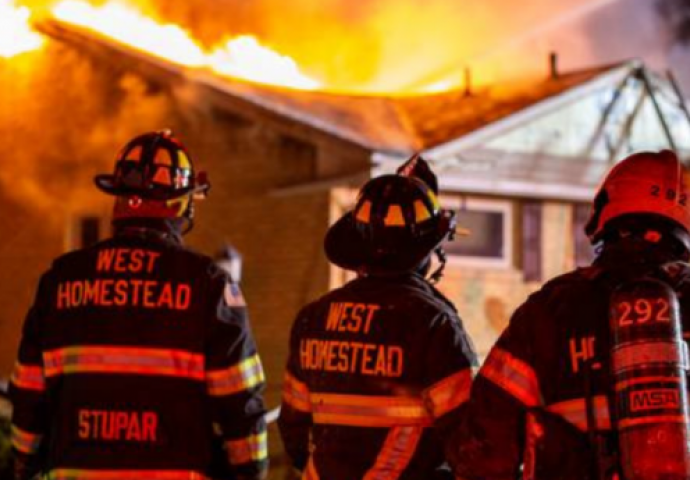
top-left (0, 0), bottom-right (43, 58)
top-left (7, 0), bottom-right (635, 91)
top-left (51, 0), bottom-right (322, 90)
top-left (35, 13), bottom-right (632, 156)
top-left (7, 0), bottom-right (672, 202)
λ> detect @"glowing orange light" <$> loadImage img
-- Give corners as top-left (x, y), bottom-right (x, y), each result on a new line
top-left (208, 36), bottom-right (321, 90)
top-left (0, 0), bottom-right (44, 59)
top-left (52, 0), bottom-right (206, 67)
top-left (51, 0), bottom-right (322, 90)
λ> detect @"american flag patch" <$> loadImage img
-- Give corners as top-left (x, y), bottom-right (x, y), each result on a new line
top-left (224, 283), bottom-right (246, 307)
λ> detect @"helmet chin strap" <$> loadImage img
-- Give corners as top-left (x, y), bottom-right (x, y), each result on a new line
top-left (180, 197), bottom-right (195, 235)
top-left (180, 217), bottom-right (194, 236)
top-left (428, 219), bottom-right (456, 284)
top-left (428, 247), bottom-right (448, 284)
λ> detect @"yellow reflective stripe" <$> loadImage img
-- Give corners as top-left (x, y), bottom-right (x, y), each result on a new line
top-left (177, 150), bottom-right (191, 170)
top-left (207, 354), bottom-right (264, 396)
top-left (423, 369), bottom-right (472, 418)
top-left (282, 371), bottom-right (311, 412)
top-left (11, 362), bottom-right (45, 391)
top-left (546, 395), bottom-right (611, 431)
top-left (363, 425), bottom-right (423, 480)
top-left (11, 425), bottom-right (42, 454)
top-left (43, 346), bottom-right (205, 380)
top-left (226, 431), bottom-right (268, 466)
top-left (310, 393), bottom-right (432, 427)
top-left (480, 347), bottom-right (541, 407)
top-left (302, 457), bottom-right (320, 480)
top-left (427, 190), bottom-right (440, 211)
top-left (47, 469), bottom-right (206, 479)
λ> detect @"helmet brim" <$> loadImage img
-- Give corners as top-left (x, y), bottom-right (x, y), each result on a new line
top-left (94, 174), bottom-right (125, 195)
top-left (324, 211), bottom-right (453, 273)
top-left (94, 174), bottom-right (209, 199)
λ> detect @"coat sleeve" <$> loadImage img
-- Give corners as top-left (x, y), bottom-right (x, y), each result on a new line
top-left (421, 311), bottom-right (478, 438)
top-left (204, 270), bottom-right (268, 480)
top-left (10, 273), bottom-right (51, 480)
top-left (277, 306), bottom-right (313, 472)
top-left (447, 299), bottom-right (542, 480)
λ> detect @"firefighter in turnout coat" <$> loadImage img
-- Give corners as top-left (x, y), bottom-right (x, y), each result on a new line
top-left (10, 131), bottom-right (268, 480)
top-left (447, 150), bottom-right (690, 480)
top-left (278, 155), bottom-right (477, 480)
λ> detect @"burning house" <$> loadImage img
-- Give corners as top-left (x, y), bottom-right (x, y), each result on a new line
top-left (3, 0), bottom-right (690, 470)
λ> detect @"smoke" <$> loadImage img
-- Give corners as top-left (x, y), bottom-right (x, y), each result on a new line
top-left (657, 0), bottom-right (690, 46)
top-left (0, 39), bottom-right (175, 223)
top-left (147, 0), bottom-right (645, 92)
top-left (10, 0), bottom-right (656, 93)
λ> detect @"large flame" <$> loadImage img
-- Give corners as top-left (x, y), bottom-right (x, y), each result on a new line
top-left (8, 0), bottom-right (618, 94)
top-left (52, 0), bottom-right (321, 90)
top-left (52, 0), bottom-right (205, 66)
top-left (0, 0), bottom-right (44, 58)
top-left (208, 36), bottom-right (320, 90)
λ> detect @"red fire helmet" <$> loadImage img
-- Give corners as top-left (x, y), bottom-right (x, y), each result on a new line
top-left (585, 150), bottom-right (690, 243)
top-left (94, 130), bottom-right (209, 220)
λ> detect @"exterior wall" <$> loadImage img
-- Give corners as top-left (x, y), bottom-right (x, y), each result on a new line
top-left (441, 200), bottom-right (577, 360)
top-left (0, 195), bottom-right (73, 374)
top-left (0, 42), bottom-right (151, 375)
top-left (439, 199), bottom-right (576, 360)
top-left (185, 109), bottom-right (361, 409)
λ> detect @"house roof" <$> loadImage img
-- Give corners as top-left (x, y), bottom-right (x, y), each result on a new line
top-left (42, 19), bottom-right (634, 157)
top-left (391, 63), bottom-right (627, 151)
top-left (198, 62), bottom-right (630, 154)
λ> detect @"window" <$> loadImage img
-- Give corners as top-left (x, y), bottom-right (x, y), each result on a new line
top-left (80, 217), bottom-right (101, 248)
top-left (278, 134), bottom-right (317, 184)
top-left (521, 201), bottom-right (543, 282)
top-left (573, 203), bottom-right (594, 266)
top-left (66, 215), bottom-right (105, 251)
top-left (442, 197), bottom-right (514, 268)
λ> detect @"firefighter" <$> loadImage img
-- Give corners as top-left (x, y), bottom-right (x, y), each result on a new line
top-left (9, 130), bottom-right (268, 480)
top-left (447, 150), bottom-right (690, 480)
top-left (278, 155), bottom-right (477, 479)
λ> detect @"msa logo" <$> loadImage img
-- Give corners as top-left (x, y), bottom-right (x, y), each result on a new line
top-left (630, 389), bottom-right (680, 412)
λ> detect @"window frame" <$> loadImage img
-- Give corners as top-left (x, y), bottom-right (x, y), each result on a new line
top-left (65, 213), bottom-right (109, 252)
top-left (441, 195), bottom-right (514, 269)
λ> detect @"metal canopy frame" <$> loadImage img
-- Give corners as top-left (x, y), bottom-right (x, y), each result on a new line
top-left (586, 65), bottom-right (690, 164)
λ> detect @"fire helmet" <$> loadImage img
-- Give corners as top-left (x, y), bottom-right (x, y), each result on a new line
top-left (585, 150), bottom-right (690, 248)
top-left (94, 130), bottom-right (210, 220)
top-left (325, 156), bottom-right (457, 275)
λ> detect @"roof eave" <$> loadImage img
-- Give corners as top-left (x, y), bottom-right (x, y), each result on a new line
top-left (419, 60), bottom-right (642, 160)
top-left (38, 18), bottom-right (412, 154)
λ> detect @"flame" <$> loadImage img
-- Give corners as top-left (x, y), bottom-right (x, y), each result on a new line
top-left (0, 0), bottom-right (44, 58)
top-left (52, 1), bottom-right (205, 66)
top-left (208, 36), bottom-right (320, 90)
top-left (8, 0), bottom-right (608, 94)
top-left (52, 0), bottom-right (321, 90)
